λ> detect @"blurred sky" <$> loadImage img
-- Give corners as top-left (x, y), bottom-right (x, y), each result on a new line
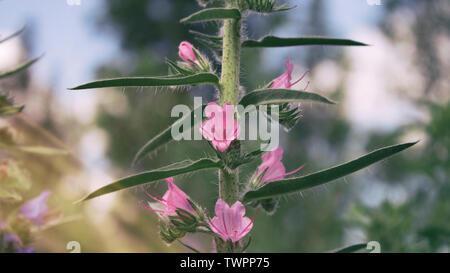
top-left (0, 0), bottom-right (383, 92)
top-left (2, 0), bottom-right (423, 153)
top-left (2, 0), bottom-right (423, 176)
top-left (1, 0), bottom-right (424, 158)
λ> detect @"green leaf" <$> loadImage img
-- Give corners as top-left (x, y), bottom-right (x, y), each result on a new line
top-left (0, 95), bottom-right (24, 116)
top-left (69, 73), bottom-right (219, 90)
top-left (0, 56), bottom-right (42, 80)
top-left (0, 142), bottom-right (68, 156)
top-left (189, 30), bottom-right (223, 52)
top-left (242, 142), bottom-right (418, 202)
top-left (242, 36), bottom-right (368, 48)
top-left (180, 8), bottom-right (241, 23)
top-left (240, 0), bottom-right (296, 13)
top-left (166, 59), bottom-right (195, 76)
top-left (13, 146), bottom-right (69, 155)
top-left (0, 26), bottom-right (25, 44)
top-left (332, 243), bottom-right (368, 253)
top-left (189, 30), bottom-right (223, 43)
top-left (0, 105), bottom-right (24, 116)
top-left (132, 105), bottom-right (206, 165)
top-left (239, 89), bottom-right (335, 107)
top-left (80, 158), bottom-right (221, 201)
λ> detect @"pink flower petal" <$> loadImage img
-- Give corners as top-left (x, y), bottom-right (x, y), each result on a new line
top-left (209, 199), bottom-right (254, 243)
top-left (200, 102), bottom-right (239, 152)
top-left (19, 190), bottom-right (52, 226)
top-left (178, 41), bottom-right (197, 63)
top-left (256, 146), bottom-right (304, 185)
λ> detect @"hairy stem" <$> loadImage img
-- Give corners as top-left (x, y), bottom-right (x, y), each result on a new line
top-left (218, 2), bottom-right (241, 206)
top-left (220, 2), bottom-right (241, 106)
top-left (219, 167), bottom-right (239, 205)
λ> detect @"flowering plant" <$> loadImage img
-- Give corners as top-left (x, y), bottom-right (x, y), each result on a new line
top-left (71, 0), bottom-right (416, 253)
top-left (0, 26), bottom-right (65, 253)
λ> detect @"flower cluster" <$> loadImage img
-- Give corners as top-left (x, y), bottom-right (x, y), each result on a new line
top-left (1, 190), bottom-right (55, 253)
top-left (140, 42), bottom-right (306, 251)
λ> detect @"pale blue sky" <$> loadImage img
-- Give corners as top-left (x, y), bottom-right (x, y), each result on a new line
top-left (0, 0), bottom-right (383, 92)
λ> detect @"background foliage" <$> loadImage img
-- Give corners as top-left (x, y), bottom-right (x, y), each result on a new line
top-left (1, 0), bottom-right (448, 252)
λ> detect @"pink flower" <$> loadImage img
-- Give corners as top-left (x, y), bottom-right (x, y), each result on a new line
top-left (200, 102), bottom-right (240, 152)
top-left (18, 190), bottom-right (52, 227)
top-left (270, 57), bottom-right (308, 89)
top-left (142, 177), bottom-right (194, 217)
top-left (178, 41), bottom-right (197, 63)
top-left (256, 146), bottom-right (304, 185)
top-left (208, 199), bottom-right (256, 243)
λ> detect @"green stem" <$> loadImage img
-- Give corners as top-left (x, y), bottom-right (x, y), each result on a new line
top-left (218, 1), bottom-right (241, 205)
top-left (219, 167), bottom-right (239, 205)
top-left (217, 1), bottom-right (242, 253)
top-left (220, 2), bottom-right (241, 106)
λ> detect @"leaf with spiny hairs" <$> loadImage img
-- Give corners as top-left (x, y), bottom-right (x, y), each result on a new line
top-left (242, 36), bottom-right (368, 48)
top-left (243, 142), bottom-right (418, 202)
top-left (180, 8), bottom-right (241, 23)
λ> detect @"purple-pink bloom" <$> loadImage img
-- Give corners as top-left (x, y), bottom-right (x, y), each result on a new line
top-left (2, 233), bottom-right (34, 253)
top-left (2, 233), bottom-right (22, 250)
top-left (200, 102), bottom-right (240, 152)
top-left (256, 146), bottom-right (304, 185)
top-left (142, 177), bottom-right (194, 217)
top-left (178, 41), bottom-right (198, 63)
top-left (270, 57), bottom-right (308, 89)
top-left (208, 199), bottom-right (255, 243)
top-left (18, 190), bottom-right (52, 227)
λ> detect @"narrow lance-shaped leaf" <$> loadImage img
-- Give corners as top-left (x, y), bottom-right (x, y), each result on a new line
top-left (13, 146), bottom-right (68, 156)
top-left (242, 142), bottom-right (417, 202)
top-left (241, 0), bottom-right (296, 13)
top-left (180, 8), bottom-right (241, 23)
top-left (69, 73), bottom-right (219, 90)
top-left (80, 158), bottom-right (221, 202)
top-left (0, 143), bottom-right (68, 156)
top-left (189, 30), bottom-right (223, 52)
top-left (189, 30), bottom-right (222, 43)
top-left (242, 36), bottom-right (368, 48)
top-left (332, 243), bottom-right (368, 253)
top-left (239, 89), bottom-right (335, 107)
top-left (0, 56), bottom-right (42, 80)
top-left (132, 105), bottom-right (206, 165)
top-left (0, 26), bottom-right (25, 44)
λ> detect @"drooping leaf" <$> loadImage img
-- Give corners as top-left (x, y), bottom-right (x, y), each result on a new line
top-left (332, 243), bottom-right (368, 253)
top-left (242, 142), bottom-right (417, 202)
top-left (0, 56), bottom-right (42, 80)
top-left (242, 36), bottom-right (368, 48)
top-left (239, 89), bottom-right (335, 107)
top-left (132, 105), bottom-right (206, 165)
top-left (180, 8), bottom-right (241, 23)
top-left (69, 73), bottom-right (219, 90)
top-left (80, 158), bottom-right (221, 201)
top-left (0, 26), bottom-right (25, 44)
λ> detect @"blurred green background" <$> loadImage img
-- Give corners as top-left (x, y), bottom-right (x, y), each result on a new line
top-left (0, 0), bottom-right (449, 252)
